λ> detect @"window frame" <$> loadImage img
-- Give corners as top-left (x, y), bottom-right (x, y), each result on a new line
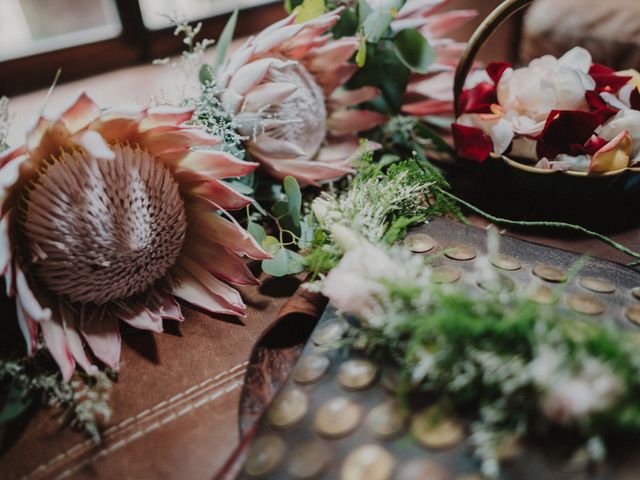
top-left (0, 0), bottom-right (284, 96)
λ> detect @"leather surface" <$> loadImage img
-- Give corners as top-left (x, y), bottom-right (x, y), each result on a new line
top-left (0, 271), bottom-right (303, 480)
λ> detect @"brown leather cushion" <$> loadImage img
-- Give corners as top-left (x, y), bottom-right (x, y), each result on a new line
top-left (521, 0), bottom-right (640, 70)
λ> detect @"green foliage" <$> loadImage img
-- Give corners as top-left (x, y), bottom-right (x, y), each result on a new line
top-left (213, 8), bottom-right (238, 71)
top-left (392, 28), bottom-right (436, 74)
top-left (294, 0), bottom-right (326, 22)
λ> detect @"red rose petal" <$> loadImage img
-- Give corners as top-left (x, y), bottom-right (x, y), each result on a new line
top-left (570, 134), bottom-right (608, 156)
top-left (536, 110), bottom-right (603, 160)
top-left (458, 82), bottom-right (496, 114)
top-left (589, 64), bottom-right (615, 76)
top-left (630, 87), bottom-right (640, 111)
top-left (486, 62), bottom-right (511, 84)
top-left (585, 91), bottom-right (619, 121)
top-left (452, 123), bottom-right (493, 162)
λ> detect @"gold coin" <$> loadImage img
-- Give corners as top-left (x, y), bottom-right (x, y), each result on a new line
top-left (244, 434), bottom-right (286, 477)
top-left (405, 233), bottom-right (436, 253)
top-left (477, 273), bottom-right (515, 293)
top-left (337, 359), bottom-right (378, 390)
top-left (578, 276), bottom-right (615, 294)
top-left (631, 287), bottom-right (640, 300)
top-left (444, 243), bottom-right (477, 261)
top-left (366, 400), bottom-right (407, 439)
top-left (340, 444), bottom-right (395, 480)
top-left (567, 293), bottom-right (606, 315)
top-left (267, 388), bottom-right (309, 429)
top-left (293, 354), bottom-right (330, 385)
top-left (529, 284), bottom-right (556, 305)
top-left (532, 264), bottom-right (566, 283)
top-left (489, 254), bottom-right (521, 271)
top-left (432, 265), bottom-right (462, 284)
top-left (411, 406), bottom-right (464, 450)
top-left (288, 441), bottom-right (332, 479)
top-left (396, 460), bottom-right (450, 480)
top-left (626, 305), bottom-right (640, 326)
top-left (380, 368), bottom-right (401, 393)
top-left (313, 319), bottom-right (347, 346)
top-left (314, 397), bottom-right (362, 438)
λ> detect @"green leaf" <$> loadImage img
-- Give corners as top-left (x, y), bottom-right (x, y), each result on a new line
top-left (332, 7), bottom-right (358, 38)
top-left (248, 221), bottom-right (267, 245)
top-left (262, 236), bottom-right (281, 256)
top-left (295, 0), bottom-right (326, 23)
top-left (284, 249), bottom-right (305, 274)
top-left (262, 247), bottom-right (289, 277)
top-left (199, 64), bottom-right (213, 85)
top-left (392, 29), bottom-right (436, 74)
top-left (285, 0), bottom-right (304, 14)
top-left (213, 8), bottom-right (238, 70)
top-left (0, 384), bottom-right (32, 423)
top-left (414, 122), bottom-right (455, 153)
top-left (224, 178), bottom-right (254, 195)
top-left (283, 176), bottom-right (301, 227)
top-left (355, 35), bottom-right (367, 67)
top-left (361, 10), bottom-right (394, 43)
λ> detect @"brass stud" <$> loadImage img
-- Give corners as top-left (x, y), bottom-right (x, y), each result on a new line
top-left (631, 287), bottom-right (640, 301)
top-left (337, 359), bottom-right (378, 390)
top-left (267, 388), bottom-right (309, 430)
top-left (411, 406), bottom-right (464, 450)
top-left (432, 265), bottom-right (462, 284)
top-left (532, 264), bottom-right (566, 283)
top-left (405, 233), bottom-right (436, 253)
top-left (489, 254), bottom-right (521, 271)
top-left (314, 397), bottom-right (362, 439)
top-left (477, 273), bottom-right (515, 293)
top-left (396, 460), bottom-right (450, 480)
top-left (444, 243), bottom-right (477, 261)
top-left (529, 284), bottom-right (556, 305)
top-left (626, 305), bottom-right (640, 326)
top-left (313, 319), bottom-right (347, 346)
top-left (293, 354), bottom-right (330, 385)
top-left (366, 400), bottom-right (407, 439)
top-left (340, 444), bottom-right (395, 480)
top-left (567, 293), bottom-right (606, 315)
top-left (288, 441), bottom-right (332, 479)
top-left (380, 368), bottom-right (401, 393)
top-left (244, 434), bottom-right (286, 477)
top-left (578, 276), bottom-right (615, 294)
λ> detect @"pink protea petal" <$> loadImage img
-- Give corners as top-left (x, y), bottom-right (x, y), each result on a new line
top-left (60, 92), bottom-right (100, 133)
top-left (171, 269), bottom-right (245, 317)
top-left (407, 72), bottom-right (454, 101)
top-left (0, 211), bottom-right (12, 274)
top-left (330, 86), bottom-right (381, 107)
top-left (41, 316), bottom-right (75, 381)
top-left (0, 144), bottom-right (27, 168)
top-left (435, 41), bottom-right (467, 63)
top-left (170, 150), bottom-right (258, 178)
top-left (185, 240), bottom-right (259, 286)
top-left (59, 301), bottom-right (97, 374)
top-left (16, 299), bottom-right (38, 355)
top-left (139, 106), bottom-right (195, 131)
top-left (328, 110), bottom-right (387, 136)
top-left (306, 37), bottom-right (359, 73)
top-left (80, 314), bottom-right (121, 370)
top-left (314, 139), bottom-right (360, 164)
top-left (179, 257), bottom-right (245, 312)
top-left (255, 12), bottom-right (297, 41)
top-left (402, 99), bottom-right (453, 116)
top-left (230, 58), bottom-right (291, 96)
top-left (398, 0), bottom-right (447, 19)
top-left (89, 106), bottom-right (145, 143)
top-left (218, 43), bottom-right (256, 88)
top-left (0, 155), bottom-right (30, 199)
top-left (185, 180), bottom-right (253, 211)
top-left (248, 135), bottom-right (306, 158)
top-left (157, 294), bottom-right (184, 321)
top-left (254, 24), bottom-right (306, 55)
top-left (16, 266), bottom-right (51, 322)
top-left (143, 127), bottom-right (220, 157)
top-left (315, 63), bottom-right (358, 95)
top-left (256, 156), bottom-right (353, 186)
top-left (243, 82), bottom-right (298, 112)
top-left (70, 130), bottom-right (115, 160)
top-left (421, 10), bottom-right (477, 38)
top-left (121, 308), bottom-right (164, 333)
top-left (186, 199), bottom-right (270, 260)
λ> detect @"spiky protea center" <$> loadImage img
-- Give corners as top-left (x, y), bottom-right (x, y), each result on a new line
top-left (20, 144), bottom-right (187, 305)
top-left (264, 62), bottom-right (327, 158)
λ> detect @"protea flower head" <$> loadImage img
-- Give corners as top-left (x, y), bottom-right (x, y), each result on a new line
top-left (396, 0), bottom-right (478, 116)
top-left (216, 7), bottom-right (386, 186)
top-left (0, 93), bottom-right (268, 379)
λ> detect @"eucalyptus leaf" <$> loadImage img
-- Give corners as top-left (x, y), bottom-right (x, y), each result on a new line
top-left (284, 249), bottom-right (305, 274)
top-left (392, 29), bottom-right (436, 74)
top-left (262, 247), bottom-right (290, 277)
top-left (262, 236), bottom-right (281, 255)
top-left (224, 179), bottom-right (254, 195)
top-left (283, 176), bottom-right (301, 227)
top-left (361, 10), bottom-right (394, 43)
top-left (213, 8), bottom-right (238, 70)
top-left (285, 0), bottom-right (304, 13)
top-left (248, 221), bottom-right (267, 245)
top-left (295, 0), bottom-right (326, 23)
top-left (0, 384), bottom-right (32, 423)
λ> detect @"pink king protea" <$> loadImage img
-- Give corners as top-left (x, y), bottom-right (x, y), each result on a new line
top-left (216, 7), bottom-right (387, 186)
top-left (0, 93), bottom-right (268, 379)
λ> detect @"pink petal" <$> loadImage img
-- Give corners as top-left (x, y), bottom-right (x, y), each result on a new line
top-left (255, 12), bottom-right (297, 41)
top-left (230, 58), bottom-right (288, 96)
top-left (143, 128), bottom-right (220, 157)
top-left (16, 298), bottom-right (38, 356)
top-left (0, 210), bottom-right (12, 275)
top-left (306, 37), bottom-right (359, 73)
top-left (70, 130), bottom-right (115, 160)
top-left (185, 180), bottom-right (253, 211)
top-left (120, 308), bottom-right (164, 333)
top-left (186, 199), bottom-right (270, 260)
top-left (179, 257), bottom-right (245, 312)
top-left (315, 139), bottom-right (360, 164)
top-left (172, 150), bottom-right (258, 178)
top-left (314, 64), bottom-right (358, 95)
top-left (407, 72), bottom-right (454, 101)
top-left (398, 0), bottom-right (446, 19)
top-left (254, 24), bottom-right (305, 55)
top-left (421, 10), bottom-right (477, 38)
top-left (402, 99), bottom-right (453, 116)
top-left (184, 239), bottom-right (259, 286)
top-left (254, 155), bottom-right (353, 187)
top-left (328, 110), bottom-right (387, 135)
top-left (171, 269), bottom-right (245, 317)
top-left (60, 92), bottom-right (100, 133)
top-left (41, 317), bottom-right (75, 381)
top-left (330, 86), bottom-right (381, 107)
top-left (59, 301), bottom-right (97, 374)
top-left (218, 44), bottom-right (256, 88)
top-left (80, 312), bottom-right (121, 370)
top-left (140, 106), bottom-right (195, 131)
top-left (248, 135), bottom-right (306, 158)
top-left (15, 266), bottom-right (51, 322)
top-left (157, 294), bottom-right (184, 321)
top-left (243, 82), bottom-right (298, 112)
top-left (0, 154), bottom-right (30, 194)
top-left (0, 144), bottom-right (27, 168)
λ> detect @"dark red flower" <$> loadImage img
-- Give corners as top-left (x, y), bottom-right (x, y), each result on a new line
top-left (486, 62), bottom-right (511, 84)
top-left (570, 135), bottom-right (608, 156)
top-left (458, 82), bottom-right (496, 114)
top-left (536, 110), bottom-right (603, 160)
top-left (630, 87), bottom-right (640, 111)
top-left (589, 64), bottom-right (631, 93)
top-left (452, 123), bottom-right (493, 162)
top-left (585, 91), bottom-right (619, 122)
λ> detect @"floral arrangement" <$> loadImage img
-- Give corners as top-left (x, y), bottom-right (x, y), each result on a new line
top-left (453, 46), bottom-right (640, 173)
top-left (309, 159), bottom-right (640, 478)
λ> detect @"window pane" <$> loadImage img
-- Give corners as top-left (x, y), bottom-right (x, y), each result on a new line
top-left (0, 0), bottom-right (121, 61)
top-left (138, 0), bottom-right (278, 30)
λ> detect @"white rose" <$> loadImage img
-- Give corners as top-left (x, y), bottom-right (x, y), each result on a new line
top-left (597, 109), bottom-right (640, 158)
